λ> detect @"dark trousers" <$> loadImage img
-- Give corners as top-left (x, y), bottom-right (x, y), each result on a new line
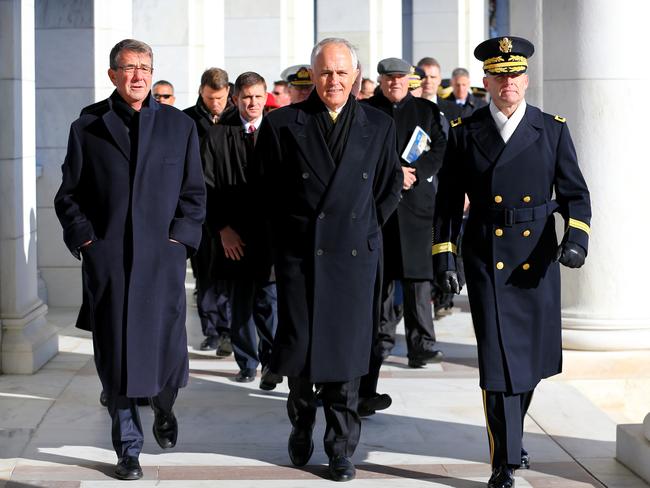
top-left (377, 279), bottom-right (436, 358)
top-left (230, 279), bottom-right (277, 371)
top-left (287, 376), bottom-right (361, 459)
top-left (107, 386), bottom-right (177, 459)
top-left (482, 389), bottom-right (534, 468)
top-left (192, 231), bottom-right (231, 337)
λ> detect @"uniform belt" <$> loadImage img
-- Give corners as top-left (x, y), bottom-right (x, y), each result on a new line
top-left (472, 201), bottom-right (559, 227)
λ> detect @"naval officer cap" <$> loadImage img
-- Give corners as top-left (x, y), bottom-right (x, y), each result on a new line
top-left (288, 66), bottom-right (312, 86)
top-left (377, 57), bottom-right (411, 75)
top-left (474, 36), bottom-right (535, 75)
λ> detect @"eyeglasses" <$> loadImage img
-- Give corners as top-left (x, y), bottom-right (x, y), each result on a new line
top-left (153, 93), bottom-right (173, 99)
top-left (118, 64), bottom-right (153, 74)
top-left (272, 91), bottom-right (282, 96)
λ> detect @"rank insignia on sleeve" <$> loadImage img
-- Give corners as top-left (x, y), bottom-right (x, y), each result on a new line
top-left (450, 117), bottom-right (463, 128)
top-left (554, 115), bottom-right (566, 123)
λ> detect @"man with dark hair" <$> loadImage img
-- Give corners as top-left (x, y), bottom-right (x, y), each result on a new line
top-left (202, 71), bottom-right (279, 389)
top-left (358, 78), bottom-right (376, 99)
top-left (272, 80), bottom-right (291, 107)
top-left (434, 36), bottom-right (591, 488)
top-left (416, 57), bottom-right (455, 133)
top-left (183, 67), bottom-right (234, 356)
top-left (445, 66), bottom-right (487, 120)
top-left (256, 38), bottom-right (402, 481)
top-left (54, 39), bottom-right (205, 480)
top-left (152, 80), bottom-right (175, 105)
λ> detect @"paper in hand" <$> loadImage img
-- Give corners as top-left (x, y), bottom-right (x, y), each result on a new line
top-left (401, 125), bottom-right (431, 164)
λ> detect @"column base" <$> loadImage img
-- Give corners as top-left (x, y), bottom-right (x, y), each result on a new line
top-left (562, 313), bottom-right (650, 351)
top-left (1, 301), bottom-right (58, 374)
top-left (617, 415), bottom-right (650, 484)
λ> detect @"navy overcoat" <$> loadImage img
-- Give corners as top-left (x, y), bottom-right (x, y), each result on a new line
top-left (433, 104), bottom-right (591, 393)
top-left (54, 93), bottom-right (205, 397)
top-left (255, 94), bottom-right (403, 383)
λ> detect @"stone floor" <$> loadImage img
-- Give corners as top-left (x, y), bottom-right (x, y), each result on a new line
top-left (1, 283), bottom-right (649, 487)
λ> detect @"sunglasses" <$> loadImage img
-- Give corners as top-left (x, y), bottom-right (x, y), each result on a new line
top-left (153, 93), bottom-right (173, 99)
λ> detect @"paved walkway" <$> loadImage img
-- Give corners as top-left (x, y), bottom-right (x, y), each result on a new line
top-left (1, 284), bottom-right (649, 487)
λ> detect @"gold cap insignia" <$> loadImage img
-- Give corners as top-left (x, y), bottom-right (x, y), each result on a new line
top-left (499, 37), bottom-right (513, 53)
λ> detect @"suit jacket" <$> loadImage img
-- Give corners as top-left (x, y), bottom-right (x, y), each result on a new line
top-left (433, 104), bottom-right (591, 393)
top-left (202, 108), bottom-right (273, 281)
top-left (444, 93), bottom-right (487, 120)
top-left (255, 92), bottom-right (403, 382)
top-left (54, 92), bottom-right (205, 397)
top-left (364, 92), bottom-right (447, 280)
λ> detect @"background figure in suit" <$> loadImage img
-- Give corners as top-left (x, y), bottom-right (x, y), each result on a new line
top-left (152, 80), bottom-right (175, 105)
top-left (444, 67), bottom-right (488, 120)
top-left (183, 68), bottom-right (234, 355)
top-left (255, 38), bottom-right (402, 482)
top-left (359, 57), bottom-right (447, 416)
top-left (54, 39), bottom-right (205, 480)
top-left (434, 36), bottom-right (591, 488)
top-left (202, 71), bottom-right (279, 389)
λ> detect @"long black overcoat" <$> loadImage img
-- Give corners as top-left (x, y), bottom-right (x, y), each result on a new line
top-left (201, 108), bottom-right (273, 281)
top-left (433, 105), bottom-right (591, 394)
top-left (255, 95), bottom-right (402, 383)
top-left (54, 94), bottom-right (206, 397)
top-left (364, 92), bottom-right (447, 280)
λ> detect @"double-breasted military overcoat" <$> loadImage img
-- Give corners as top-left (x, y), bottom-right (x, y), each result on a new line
top-left (364, 92), bottom-right (447, 280)
top-left (54, 93), bottom-right (206, 398)
top-left (433, 104), bottom-right (591, 393)
top-left (255, 94), bottom-right (403, 383)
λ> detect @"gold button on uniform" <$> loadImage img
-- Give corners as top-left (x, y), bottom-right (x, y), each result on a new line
top-left (522, 263), bottom-right (530, 270)
top-left (522, 195), bottom-right (531, 203)
top-left (522, 229), bottom-right (531, 237)
top-left (496, 262), bottom-right (504, 270)
top-left (494, 195), bottom-right (503, 203)
top-left (495, 228), bottom-right (503, 237)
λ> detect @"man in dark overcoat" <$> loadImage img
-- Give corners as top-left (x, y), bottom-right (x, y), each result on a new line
top-left (54, 39), bottom-right (205, 480)
top-left (255, 38), bottom-right (402, 482)
top-left (202, 71), bottom-right (278, 388)
top-left (358, 57), bottom-right (447, 416)
top-left (183, 67), bottom-right (234, 355)
top-left (433, 37), bottom-right (591, 488)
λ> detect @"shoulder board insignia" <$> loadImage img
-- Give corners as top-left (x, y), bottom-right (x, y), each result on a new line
top-left (450, 117), bottom-right (463, 128)
top-left (554, 115), bottom-right (566, 123)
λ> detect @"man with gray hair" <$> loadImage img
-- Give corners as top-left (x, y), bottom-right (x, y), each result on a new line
top-left (445, 66), bottom-right (487, 120)
top-left (55, 39), bottom-right (205, 480)
top-left (256, 37), bottom-right (402, 481)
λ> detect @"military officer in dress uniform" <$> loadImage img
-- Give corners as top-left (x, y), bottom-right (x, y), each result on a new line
top-left (433, 36), bottom-right (591, 488)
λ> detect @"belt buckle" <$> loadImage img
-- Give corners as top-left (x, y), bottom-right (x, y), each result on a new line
top-left (504, 208), bottom-right (514, 227)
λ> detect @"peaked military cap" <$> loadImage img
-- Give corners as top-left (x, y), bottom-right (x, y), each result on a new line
top-left (288, 66), bottom-right (313, 86)
top-left (474, 36), bottom-right (534, 75)
top-left (408, 66), bottom-right (424, 89)
top-left (377, 57), bottom-right (411, 75)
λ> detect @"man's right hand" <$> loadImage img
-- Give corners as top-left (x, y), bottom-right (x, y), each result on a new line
top-left (402, 167), bottom-right (417, 190)
top-left (220, 226), bottom-right (245, 260)
top-left (436, 270), bottom-right (460, 294)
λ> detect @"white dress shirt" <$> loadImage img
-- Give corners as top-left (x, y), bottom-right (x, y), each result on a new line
top-left (489, 100), bottom-right (527, 144)
top-left (241, 115), bottom-right (263, 132)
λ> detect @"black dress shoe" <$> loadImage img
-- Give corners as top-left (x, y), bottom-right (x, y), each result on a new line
top-left (115, 455), bottom-right (143, 480)
top-left (259, 365), bottom-right (283, 391)
top-left (151, 404), bottom-right (178, 449)
top-left (488, 465), bottom-right (515, 488)
top-left (200, 335), bottom-right (219, 351)
top-left (288, 427), bottom-right (314, 466)
top-left (358, 393), bottom-right (392, 417)
top-left (520, 447), bottom-right (530, 469)
top-left (328, 456), bottom-right (356, 482)
top-left (407, 349), bottom-right (444, 368)
top-left (235, 369), bottom-right (256, 383)
top-left (216, 334), bottom-right (233, 357)
top-left (99, 390), bottom-right (108, 407)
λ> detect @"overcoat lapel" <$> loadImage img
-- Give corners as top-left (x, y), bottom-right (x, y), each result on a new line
top-left (136, 102), bottom-right (158, 176)
top-left (495, 105), bottom-right (542, 168)
top-left (289, 110), bottom-right (335, 189)
top-left (469, 110), bottom-right (505, 163)
top-left (102, 110), bottom-right (130, 161)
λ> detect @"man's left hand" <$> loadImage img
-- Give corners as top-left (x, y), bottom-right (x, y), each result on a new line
top-left (556, 241), bottom-right (586, 268)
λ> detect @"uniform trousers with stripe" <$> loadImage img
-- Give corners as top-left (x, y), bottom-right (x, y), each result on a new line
top-left (482, 389), bottom-right (534, 468)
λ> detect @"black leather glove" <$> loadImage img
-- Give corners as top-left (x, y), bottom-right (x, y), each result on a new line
top-left (436, 270), bottom-right (460, 294)
top-left (556, 241), bottom-right (586, 268)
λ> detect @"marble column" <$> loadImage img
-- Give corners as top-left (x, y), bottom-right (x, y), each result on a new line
top-left (317, 0), bottom-right (401, 80)
top-left (509, 0), bottom-right (543, 107)
top-left (133, 0), bottom-right (223, 109)
top-left (36, 0), bottom-right (131, 308)
top-left (411, 0), bottom-right (486, 81)
top-left (224, 0), bottom-right (313, 89)
top-left (540, 0), bottom-right (650, 481)
top-left (0, 0), bottom-right (58, 373)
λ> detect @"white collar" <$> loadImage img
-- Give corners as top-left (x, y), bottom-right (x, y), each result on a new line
top-left (489, 100), bottom-right (527, 144)
top-left (241, 114), bottom-right (263, 131)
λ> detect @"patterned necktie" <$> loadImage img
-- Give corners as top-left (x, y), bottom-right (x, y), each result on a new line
top-left (329, 111), bottom-right (338, 122)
